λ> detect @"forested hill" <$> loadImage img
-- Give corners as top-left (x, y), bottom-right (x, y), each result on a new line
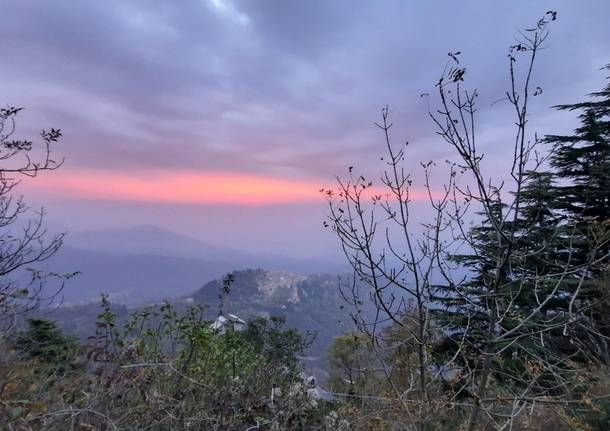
top-left (38, 269), bottom-right (371, 373)
top-left (43, 225), bottom-right (347, 305)
top-left (191, 269), bottom-right (368, 357)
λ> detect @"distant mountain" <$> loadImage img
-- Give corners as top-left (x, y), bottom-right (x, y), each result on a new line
top-left (40, 225), bottom-right (348, 305)
top-left (67, 224), bottom-right (346, 270)
top-left (46, 247), bottom-right (234, 305)
top-left (67, 225), bottom-right (240, 260)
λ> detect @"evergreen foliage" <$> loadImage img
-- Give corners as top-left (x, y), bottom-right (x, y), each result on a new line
top-left (432, 65), bottom-right (610, 400)
top-left (543, 64), bottom-right (610, 364)
top-left (16, 318), bottom-right (78, 370)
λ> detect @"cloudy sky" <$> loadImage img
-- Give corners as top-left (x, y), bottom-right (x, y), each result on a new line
top-left (2, 0), bottom-right (609, 259)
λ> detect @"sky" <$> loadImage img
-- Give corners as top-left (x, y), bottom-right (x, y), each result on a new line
top-left (2, 1), bottom-right (610, 260)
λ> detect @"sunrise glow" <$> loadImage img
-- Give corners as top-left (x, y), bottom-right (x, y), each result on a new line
top-left (25, 170), bottom-right (317, 205)
top-left (24, 169), bottom-right (435, 205)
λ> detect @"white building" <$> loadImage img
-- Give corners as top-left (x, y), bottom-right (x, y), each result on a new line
top-left (211, 313), bottom-right (247, 333)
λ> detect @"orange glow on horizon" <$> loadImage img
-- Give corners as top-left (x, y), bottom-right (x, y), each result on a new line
top-left (23, 169), bottom-right (434, 205)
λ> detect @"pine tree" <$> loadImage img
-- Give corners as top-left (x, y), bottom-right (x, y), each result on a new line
top-left (16, 318), bottom-right (78, 374)
top-left (511, 171), bottom-right (566, 314)
top-left (434, 175), bottom-right (582, 395)
top-left (436, 64), bottom-right (610, 382)
top-left (543, 64), bottom-right (610, 364)
top-left (433, 197), bottom-right (533, 392)
top-left (434, 197), bottom-right (507, 354)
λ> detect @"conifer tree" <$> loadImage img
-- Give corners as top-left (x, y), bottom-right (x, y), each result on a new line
top-left (16, 318), bottom-right (78, 373)
top-left (433, 179), bottom-right (573, 395)
top-left (543, 64), bottom-right (610, 364)
top-left (435, 65), bottom-right (610, 385)
top-left (545, 66), bottom-right (610, 266)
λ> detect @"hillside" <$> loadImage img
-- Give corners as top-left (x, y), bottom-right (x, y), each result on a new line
top-left (40, 268), bottom-right (369, 378)
top-left (191, 269), bottom-right (362, 357)
top-left (42, 225), bottom-right (347, 305)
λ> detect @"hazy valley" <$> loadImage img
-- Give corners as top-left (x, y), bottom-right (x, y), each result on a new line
top-left (36, 225), bottom-right (361, 376)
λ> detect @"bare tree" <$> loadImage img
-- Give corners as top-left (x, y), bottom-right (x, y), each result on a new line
top-left (0, 106), bottom-right (68, 328)
top-left (326, 12), bottom-right (609, 430)
top-left (324, 91), bottom-right (458, 430)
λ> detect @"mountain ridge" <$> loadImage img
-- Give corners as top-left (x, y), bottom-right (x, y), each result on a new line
top-left (43, 224), bottom-right (347, 305)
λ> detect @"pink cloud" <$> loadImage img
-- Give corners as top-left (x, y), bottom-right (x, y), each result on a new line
top-left (22, 169), bottom-right (434, 206)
